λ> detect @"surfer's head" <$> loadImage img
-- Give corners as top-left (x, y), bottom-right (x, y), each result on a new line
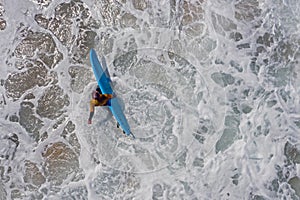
top-left (96, 86), bottom-right (102, 94)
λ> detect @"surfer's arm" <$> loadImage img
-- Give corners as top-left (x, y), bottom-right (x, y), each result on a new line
top-left (104, 94), bottom-right (114, 99)
top-left (88, 100), bottom-right (96, 124)
top-left (88, 111), bottom-right (94, 124)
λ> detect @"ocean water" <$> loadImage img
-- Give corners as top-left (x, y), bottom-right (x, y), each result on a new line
top-left (0, 0), bottom-right (300, 199)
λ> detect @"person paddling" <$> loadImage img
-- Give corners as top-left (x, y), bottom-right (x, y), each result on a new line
top-left (88, 86), bottom-right (115, 124)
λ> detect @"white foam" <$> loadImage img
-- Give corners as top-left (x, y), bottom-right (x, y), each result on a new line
top-left (0, 0), bottom-right (299, 199)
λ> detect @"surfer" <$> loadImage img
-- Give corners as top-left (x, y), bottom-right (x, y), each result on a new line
top-left (88, 86), bottom-right (115, 124)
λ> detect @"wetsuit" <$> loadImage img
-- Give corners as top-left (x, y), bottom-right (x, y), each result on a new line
top-left (88, 90), bottom-right (113, 124)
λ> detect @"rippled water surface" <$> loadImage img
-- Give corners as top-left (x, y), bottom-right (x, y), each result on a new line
top-left (0, 0), bottom-right (300, 199)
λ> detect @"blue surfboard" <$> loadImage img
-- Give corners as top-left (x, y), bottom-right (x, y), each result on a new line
top-left (90, 49), bottom-right (134, 138)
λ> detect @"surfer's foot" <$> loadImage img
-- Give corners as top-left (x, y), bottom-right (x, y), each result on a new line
top-left (88, 119), bottom-right (92, 124)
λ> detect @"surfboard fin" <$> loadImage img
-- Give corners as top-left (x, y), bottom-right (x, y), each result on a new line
top-left (129, 132), bottom-right (135, 139)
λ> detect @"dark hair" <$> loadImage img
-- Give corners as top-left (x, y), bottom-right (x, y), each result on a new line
top-left (96, 86), bottom-right (102, 94)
